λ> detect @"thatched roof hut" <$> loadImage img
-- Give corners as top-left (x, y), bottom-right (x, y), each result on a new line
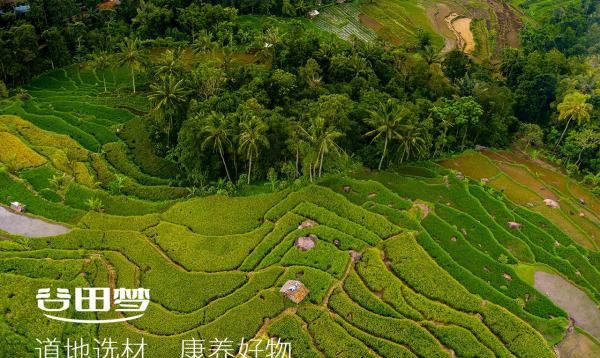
top-left (280, 280), bottom-right (309, 303)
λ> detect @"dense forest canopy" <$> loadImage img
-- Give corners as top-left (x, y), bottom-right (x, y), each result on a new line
top-left (0, 0), bottom-right (599, 193)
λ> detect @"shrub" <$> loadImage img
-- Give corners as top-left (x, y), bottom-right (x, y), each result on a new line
top-left (0, 80), bottom-right (7, 98)
top-left (85, 197), bottom-right (103, 212)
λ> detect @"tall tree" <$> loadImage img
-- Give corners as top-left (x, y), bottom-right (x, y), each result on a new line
top-left (201, 112), bottom-right (233, 182)
top-left (302, 117), bottom-right (344, 178)
top-left (517, 123), bottom-right (544, 151)
top-left (286, 120), bottom-right (305, 177)
top-left (155, 48), bottom-right (185, 79)
top-left (554, 91), bottom-right (593, 151)
top-left (364, 100), bottom-right (404, 170)
top-left (118, 37), bottom-right (146, 93)
top-left (238, 117), bottom-right (270, 184)
top-left (191, 30), bottom-right (215, 55)
top-left (91, 51), bottom-right (111, 93)
top-left (148, 74), bottom-right (189, 146)
top-left (397, 122), bottom-right (427, 163)
top-left (42, 27), bottom-right (69, 70)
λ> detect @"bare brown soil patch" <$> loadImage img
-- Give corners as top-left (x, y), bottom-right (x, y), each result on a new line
top-left (359, 13), bottom-right (384, 32)
top-left (452, 17), bottom-right (475, 53)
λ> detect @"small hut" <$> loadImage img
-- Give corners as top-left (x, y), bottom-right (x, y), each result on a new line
top-left (308, 9), bottom-right (320, 19)
top-left (280, 280), bottom-right (309, 303)
top-left (507, 221), bottom-right (522, 230)
top-left (543, 199), bottom-right (559, 209)
top-left (295, 234), bottom-right (317, 251)
top-left (298, 219), bottom-right (318, 230)
top-left (10, 202), bottom-right (26, 213)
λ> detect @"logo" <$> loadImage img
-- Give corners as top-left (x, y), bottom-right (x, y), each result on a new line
top-left (37, 287), bottom-right (150, 324)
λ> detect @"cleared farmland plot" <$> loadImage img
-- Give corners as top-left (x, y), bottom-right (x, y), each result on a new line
top-left (312, 3), bottom-right (379, 43)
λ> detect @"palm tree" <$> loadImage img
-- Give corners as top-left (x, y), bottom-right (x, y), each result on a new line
top-left (422, 45), bottom-right (441, 66)
top-left (302, 117), bottom-right (344, 178)
top-left (554, 91), bottom-right (593, 152)
top-left (365, 100), bottom-right (404, 170)
top-left (434, 116), bottom-right (454, 156)
top-left (397, 122), bottom-right (427, 163)
top-left (238, 117), bottom-right (270, 184)
top-left (118, 37), bottom-right (146, 93)
top-left (92, 52), bottom-right (111, 93)
top-left (191, 30), bottom-right (215, 55)
top-left (147, 74), bottom-right (189, 146)
top-left (201, 112), bottom-right (233, 182)
top-left (155, 48), bottom-right (185, 79)
top-left (286, 119), bottom-right (304, 177)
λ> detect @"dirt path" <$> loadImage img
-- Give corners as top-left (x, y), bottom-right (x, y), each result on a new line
top-left (0, 206), bottom-right (70, 237)
top-left (534, 272), bottom-right (600, 339)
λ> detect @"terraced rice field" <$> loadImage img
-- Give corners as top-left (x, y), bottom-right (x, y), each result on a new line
top-left (441, 151), bottom-right (600, 249)
top-left (312, 3), bottom-right (379, 43)
top-left (0, 68), bottom-right (599, 357)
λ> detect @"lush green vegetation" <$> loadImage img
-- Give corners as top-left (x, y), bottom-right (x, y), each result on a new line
top-left (0, 0), bottom-right (598, 356)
